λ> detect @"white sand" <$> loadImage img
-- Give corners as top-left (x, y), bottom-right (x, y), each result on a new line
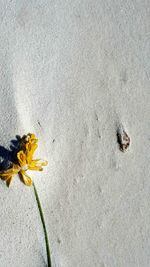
top-left (0, 0), bottom-right (150, 266)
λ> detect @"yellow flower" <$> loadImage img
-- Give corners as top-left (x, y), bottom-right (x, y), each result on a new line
top-left (17, 150), bottom-right (48, 186)
top-left (0, 133), bottom-right (48, 187)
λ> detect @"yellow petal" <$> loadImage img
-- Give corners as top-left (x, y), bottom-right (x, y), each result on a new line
top-left (0, 164), bottom-right (20, 176)
top-left (26, 142), bottom-right (38, 153)
top-left (1, 174), bottom-right (12, 180)
top-left (26, 143), bottom-right (38, 163)
top-left (0, 174), bottom-right (14, 186)
top-left (0, 164), bottom-right (20, 187)
top-left (24, 133), bottom-right (38, 144)
top-left (28, 159), bottom-right (48, 171)
top-left (30, 159), bottom-right (48, 167)
top-left (28, 133), bottom-right (38, 143)
top-left (17, 151), bottom-right (27, 166)
top-left (6, 176), bottom-right (13, 187)
top-left (13, 164), bottom-right (21, 172)
top-left (28, 165), bottom-right (43, 171)
top-left (0, 170), bottom-right (14, 177)
top-left (19, 171), bottom-right (33, 186)
top-left (20, 133), bottom-right (38, 153)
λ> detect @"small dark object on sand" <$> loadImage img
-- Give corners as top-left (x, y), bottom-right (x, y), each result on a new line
top-left (117, 124), bottom-right (130, 152)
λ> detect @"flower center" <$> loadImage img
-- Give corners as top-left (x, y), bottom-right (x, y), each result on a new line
top-left (21, 165), bottom-right (28, 171)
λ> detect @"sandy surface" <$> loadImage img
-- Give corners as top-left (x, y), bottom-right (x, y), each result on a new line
top-left (0, 0), bottom-right (150, 266)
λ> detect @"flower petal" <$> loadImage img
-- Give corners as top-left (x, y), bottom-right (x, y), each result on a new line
top-left (17, 151), bottom-right (27, 166)
top-left (30, 159), bottom-right (48, 166)
top-left (28, 165), bottom-right (43, 171)
top-left (19, 171), bottom-right (33, 186)
top-left (26, 143), bottom-right (38, 163)
top-left (0, 164), bottom-right (20, 176)
top-left (28, 159), bottom-right (48, 171)
top-left (0, 164), bottom-right (20, 187)
top-left (5, 176), bottom-right (13, 187)
top-left (1, 174), bottom-right (11, 180)
top-left (23, 133), bottom-right (38, 143)
top-left (28, 133), bottom-right (38, 143)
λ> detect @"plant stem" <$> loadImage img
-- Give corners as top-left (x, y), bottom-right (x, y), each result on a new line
top-left (33, 182), bottom-right (51, 267)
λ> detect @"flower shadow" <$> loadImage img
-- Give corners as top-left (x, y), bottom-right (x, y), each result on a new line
top-left (0, 135), bottom-right (21, 170)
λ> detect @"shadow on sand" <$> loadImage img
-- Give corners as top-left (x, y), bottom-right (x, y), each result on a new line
top-left (0, 135), bottom-right (21, 170)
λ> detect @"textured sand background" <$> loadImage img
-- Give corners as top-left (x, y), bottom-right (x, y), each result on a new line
top-left (0, 1), bottom-right (150, 266)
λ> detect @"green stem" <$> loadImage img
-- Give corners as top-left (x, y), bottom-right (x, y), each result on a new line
top-left (33, 182), bottom-right (51, 267)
